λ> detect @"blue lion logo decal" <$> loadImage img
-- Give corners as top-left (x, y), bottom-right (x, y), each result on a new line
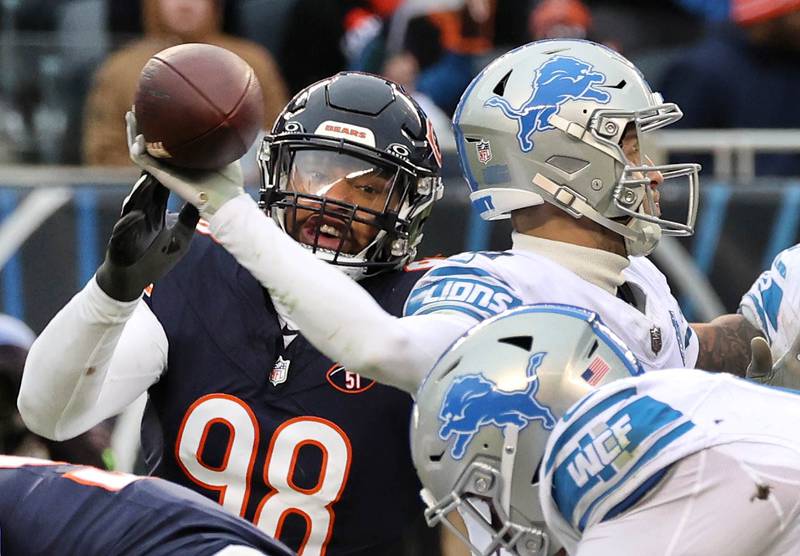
top-left (438, 352), bottom-right (556, 459)
top-left (484, 56), bottom-right (611, 153)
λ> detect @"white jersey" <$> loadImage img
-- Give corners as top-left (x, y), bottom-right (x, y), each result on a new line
top-left (404, 248), bottom-right (699, 371)
top-left (538, 369), bottom-right (800, 553)
top-left (740, 245), bottom-right (800, 361)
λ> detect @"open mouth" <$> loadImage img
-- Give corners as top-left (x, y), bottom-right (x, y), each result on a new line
top-left (299, 215), bottom-right (351, 252)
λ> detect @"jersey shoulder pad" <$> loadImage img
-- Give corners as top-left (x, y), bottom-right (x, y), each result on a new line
top-left (361, 267), bottom-right (432, 316)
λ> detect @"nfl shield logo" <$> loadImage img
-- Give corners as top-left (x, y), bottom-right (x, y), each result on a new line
top-left (650, 326), bottom-right (663, 355)
top-left (476, 140), bottom-right (492, 165)
top-left (269, 356), bottom-right (291, 386)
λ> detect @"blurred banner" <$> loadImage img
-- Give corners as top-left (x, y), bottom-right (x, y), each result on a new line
top-left (1, 156), bottom-right (799, 332)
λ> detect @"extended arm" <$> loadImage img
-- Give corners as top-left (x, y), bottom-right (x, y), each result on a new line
top-left (18, 280), bottom-right (167, 440)
top-left (690, 314), bottom-right (762, 376)
top-left (124, 122), bottom-right (480, 394)
top-left (209, 195), bottom-right (474, 394)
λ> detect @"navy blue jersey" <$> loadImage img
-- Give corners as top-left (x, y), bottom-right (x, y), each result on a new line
top-left (0, 455), bottom-right (294, 556)
top-left (142, 231), bottom-right (431, 556)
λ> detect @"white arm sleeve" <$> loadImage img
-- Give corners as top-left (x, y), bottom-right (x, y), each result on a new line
top-left (18, 277), bottom-right (167, 440)
top-left (209, 194), bottom-right (474, 394)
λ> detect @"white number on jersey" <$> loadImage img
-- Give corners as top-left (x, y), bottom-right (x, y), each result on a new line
top-left (176, 395), bottom-right (352, 556)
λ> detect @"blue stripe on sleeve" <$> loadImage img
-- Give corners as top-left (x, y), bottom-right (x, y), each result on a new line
top-left (577, 420), bottom-right (695, 531)
top-left (759, 280), bottom-right (783, 330)
top-left (599, 465), bottom-right (671, 523)
top-left (745, 292), bottom-right (772, 343)
top-left (551, 396), bottom-right (687, 527)
top-left (545, 387), bottom-right (637, 474)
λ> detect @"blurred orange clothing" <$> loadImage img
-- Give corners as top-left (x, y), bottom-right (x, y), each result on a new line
top-left (427, 1), bottom-right (496, 56)
top-left (83, 0), bottom-right (288, 166)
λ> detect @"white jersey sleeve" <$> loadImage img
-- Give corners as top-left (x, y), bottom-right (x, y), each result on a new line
top-left (539, 369), bottom-right (800, 552)
top-left (17, 277), bottom-right (167, 440)
top-left (740, 245), bottom-right (800, 361)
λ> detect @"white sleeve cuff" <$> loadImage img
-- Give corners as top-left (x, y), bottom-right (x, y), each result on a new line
top-left (87, 275), bottom-right (142, 323)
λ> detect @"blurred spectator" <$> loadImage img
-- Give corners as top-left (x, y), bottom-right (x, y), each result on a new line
top-left (529, 0), bottom-right (592, 40)
top-left (342, 0), bottom-right (404, 72)
top-left (659, 0), bottom-right (800, 176)
top-left (584, 1), bottom-right (703, 58)
top-left (528, 0), bottom-right (624, 52)
top-left (413, 0), bottom-right (497, 115)
top-left (0, 314), bottom-right (112, 468)
top-left (382, 52), bottom-right (456, 151)
top-left (675, 0), bottom-right (730, 22)
top-left (83, 0), bottom-right (288, 166)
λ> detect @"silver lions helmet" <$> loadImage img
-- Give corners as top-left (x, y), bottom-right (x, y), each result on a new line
top-left (454, 39), bottom-right (700, 256)
top-left (411, 304), bottom-right (644, 555)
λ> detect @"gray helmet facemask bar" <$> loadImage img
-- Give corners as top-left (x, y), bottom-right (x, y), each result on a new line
top-left (547, 103), bottom-right (700, 241)
top-left (421, 458), bottom-right (550, 556)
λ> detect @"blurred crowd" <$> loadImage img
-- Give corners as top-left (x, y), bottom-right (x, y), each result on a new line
top-left (0, 0), bottom-right (798, 175)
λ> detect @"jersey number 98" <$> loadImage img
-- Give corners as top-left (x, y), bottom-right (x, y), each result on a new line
top-left (176, 394), bottom-right (352, 556)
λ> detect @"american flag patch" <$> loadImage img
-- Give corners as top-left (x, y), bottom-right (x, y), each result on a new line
top-left (581, 356), bottom-right (611, 386)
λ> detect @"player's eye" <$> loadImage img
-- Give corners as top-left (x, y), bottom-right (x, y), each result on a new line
top-left (355, 183), bottom-right (381, 195)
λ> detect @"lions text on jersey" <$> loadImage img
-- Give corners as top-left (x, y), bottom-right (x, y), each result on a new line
top-left (539, 369), bottom-right (800, 553)
top-left (404, 247), bottom-right (698, 371)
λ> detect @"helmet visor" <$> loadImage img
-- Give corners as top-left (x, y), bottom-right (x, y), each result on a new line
top-left (276, 148), bottom-right (406, 257)
top-left (285, 149), bottom-right (402, 212)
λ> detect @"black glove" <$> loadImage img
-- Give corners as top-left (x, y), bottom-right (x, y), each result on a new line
top-left (96, 172), bottom-right (199, 301)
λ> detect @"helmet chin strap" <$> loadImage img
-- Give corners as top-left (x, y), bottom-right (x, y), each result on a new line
top-left (531, 173), bottom-right (659, 257)
top-left (624, 220), bottom-right (661, 257)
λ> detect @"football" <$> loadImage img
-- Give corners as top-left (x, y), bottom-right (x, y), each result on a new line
top-left (133, 43), bottom-right (264, 170)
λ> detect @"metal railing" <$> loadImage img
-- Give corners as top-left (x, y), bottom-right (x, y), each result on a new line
top-left (651, 129), bottom-right (800, 180)
top-left (1, 136), bottom-right (800, 327)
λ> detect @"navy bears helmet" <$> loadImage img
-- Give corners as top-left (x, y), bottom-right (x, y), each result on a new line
top-left (258, 72), bottom-right (443, 278)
